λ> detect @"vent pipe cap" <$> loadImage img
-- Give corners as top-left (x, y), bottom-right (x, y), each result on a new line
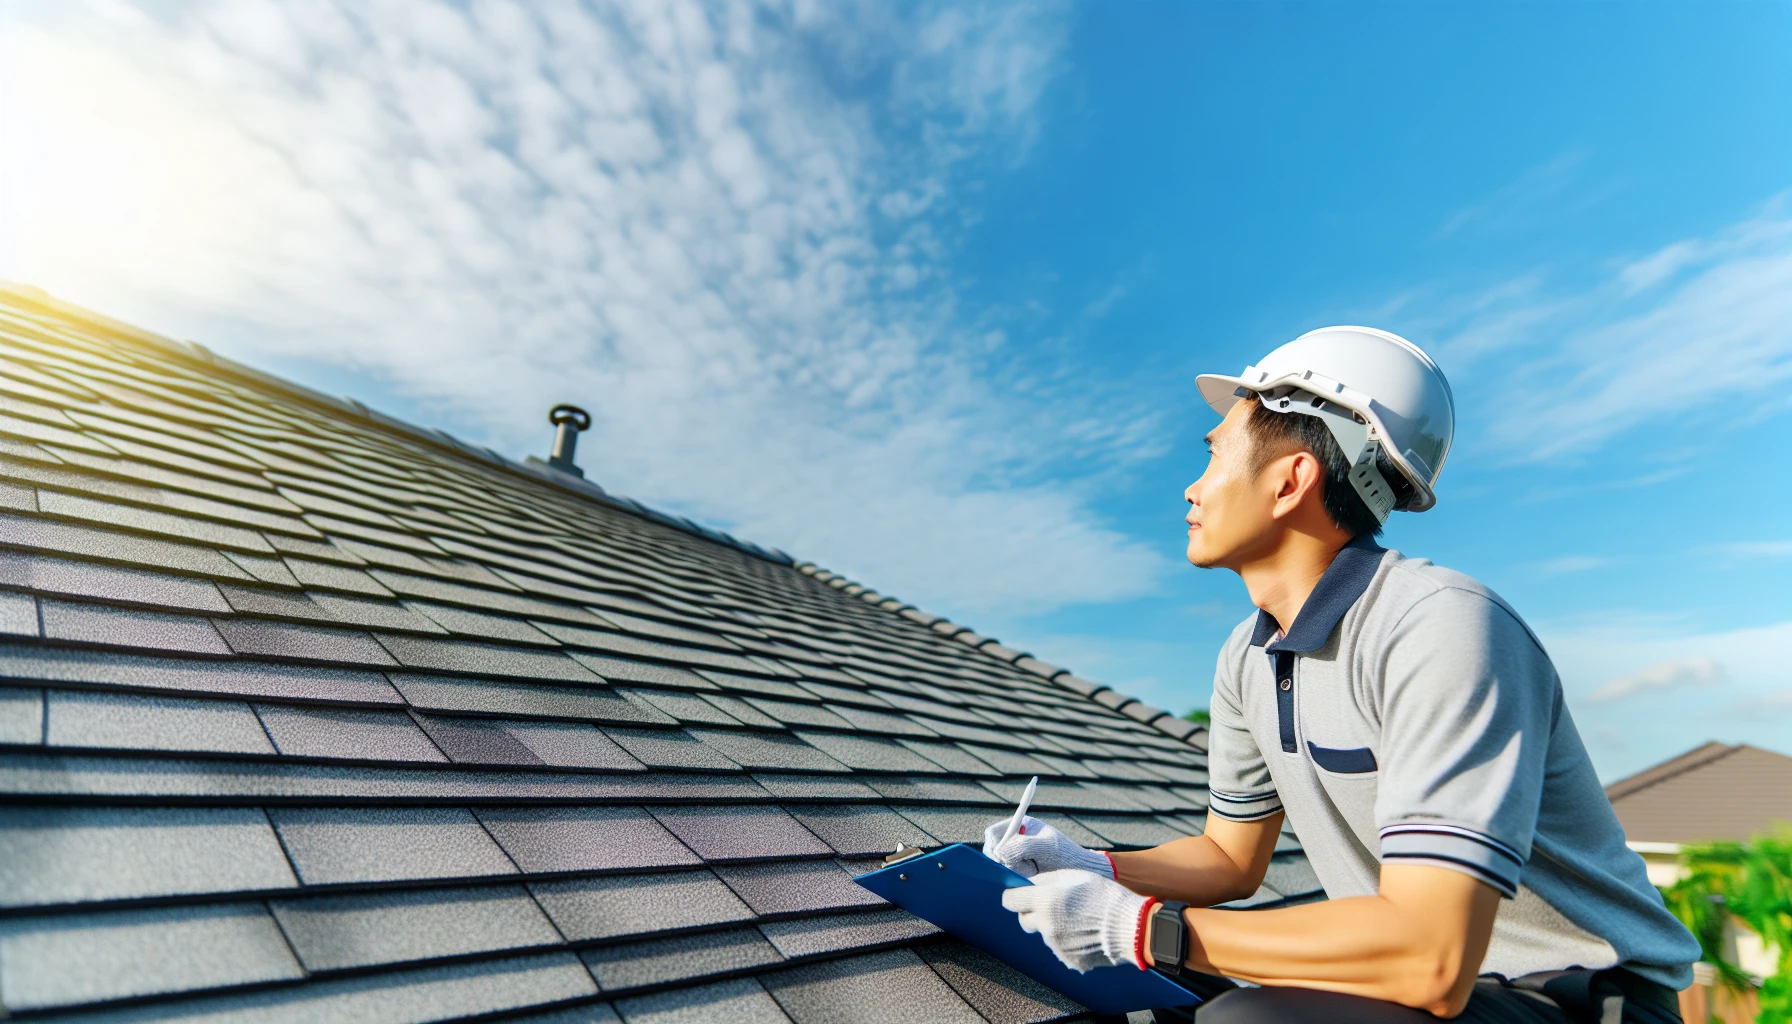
top-left (547, 404), bottom-right (590, 477)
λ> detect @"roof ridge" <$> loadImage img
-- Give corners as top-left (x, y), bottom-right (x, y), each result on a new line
top-left (1604, 741), bottom-right (1739, 802)
top-left (789, 560), bottom-right (1206, 751)
top-left (0, 280), bottom-right (792, 568)
top-left (1732, 742), bottom-right (1792, 762)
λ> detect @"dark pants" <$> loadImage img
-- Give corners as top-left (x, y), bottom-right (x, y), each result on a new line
top-left (1187, 981), bottom-right (1576, 1023)
top-left (1134, 970), bottom-right (1681, 1024)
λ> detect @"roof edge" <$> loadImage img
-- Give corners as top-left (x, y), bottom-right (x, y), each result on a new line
top-left (0, 280), bottom-right (792, 568)
top-left (790, 560), bottom-right (1206, 750)
top-left (1603, 741), bottom-right (1739, 803)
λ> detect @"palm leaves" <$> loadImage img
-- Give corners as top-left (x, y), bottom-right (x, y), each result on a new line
top-left (1664, 830), bottom-right (1792, 1023)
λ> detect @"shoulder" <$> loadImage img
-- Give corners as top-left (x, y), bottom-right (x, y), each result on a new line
top-left (1369, 552), bottom-right (1555, 656)
top-left (1370, 550), bottom-right (1544, 650)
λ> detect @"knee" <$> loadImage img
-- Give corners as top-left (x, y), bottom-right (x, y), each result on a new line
top-left (1196, 985), bottom-right (1430, 1024)
top-left (1197, 988), bottom-right (1310, 1024)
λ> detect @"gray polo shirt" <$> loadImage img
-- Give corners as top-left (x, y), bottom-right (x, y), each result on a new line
top-left (1207, 535), bottom-right (1698, 988)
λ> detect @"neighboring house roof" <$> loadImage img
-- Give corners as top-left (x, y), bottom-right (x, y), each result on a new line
top-left (0, 283), bottom-right (1320, 1023)
top-left (1606, 742), bottom-right (1792, 847)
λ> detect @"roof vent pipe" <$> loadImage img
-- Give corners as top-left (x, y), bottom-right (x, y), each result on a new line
top-left (546, 404), bottom-right (590, 477)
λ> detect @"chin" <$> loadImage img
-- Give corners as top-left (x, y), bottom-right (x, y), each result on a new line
top-left (1186, 542), bottom-right (1217, 569)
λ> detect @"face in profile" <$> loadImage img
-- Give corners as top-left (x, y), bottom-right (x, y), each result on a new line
top-left (1184, 401), bottom-right (1281, 571)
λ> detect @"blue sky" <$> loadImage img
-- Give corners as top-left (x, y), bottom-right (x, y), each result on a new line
top-left (2, 1), bottom-right (1789, 780)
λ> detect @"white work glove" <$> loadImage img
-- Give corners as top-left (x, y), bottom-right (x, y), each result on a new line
top-left (983, 815), bottom-right (1115, 879)
top-left (1001, 868), bottom-right (1154, 973)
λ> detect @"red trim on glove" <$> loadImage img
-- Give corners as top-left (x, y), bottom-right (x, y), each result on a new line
top-left (1134, 898), bottom-right (1160, 970)
top-left (1102, 850), bottom-right (1117, 880)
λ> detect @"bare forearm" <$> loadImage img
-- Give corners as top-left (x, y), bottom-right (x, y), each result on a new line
top-left (1108, 835), bottom-right (1261, 906)
top-left (1186, 898), bottom-right (1461, 1007)
top-left (1176, 868), bottom-right (1501, 1017)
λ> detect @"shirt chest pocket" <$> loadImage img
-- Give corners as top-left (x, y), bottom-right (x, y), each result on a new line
top-left (1297, 679), bottom-right (1381, 821)
top-left (1307, 742), bottom-right (1378, 775)
top-left (1307, 738), bottom-right (1380, 825)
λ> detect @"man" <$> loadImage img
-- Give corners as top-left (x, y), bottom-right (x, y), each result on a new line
top-left (987, 328), bottom-right (1697, 1023)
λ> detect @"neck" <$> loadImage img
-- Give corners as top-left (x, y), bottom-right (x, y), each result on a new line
top-left (1238, 529), bottom-right (1352, 635)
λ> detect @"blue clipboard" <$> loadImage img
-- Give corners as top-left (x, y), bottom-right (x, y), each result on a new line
top-left (854, 843), bottom-right (1200, 1016)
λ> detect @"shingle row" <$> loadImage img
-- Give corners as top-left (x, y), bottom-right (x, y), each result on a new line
top-left (0, 682), bottom-right (1211, 808)
top-left (0, 802), bottom-right (1246, 913)
top-left (0, 599), bottom-right (1202, 765)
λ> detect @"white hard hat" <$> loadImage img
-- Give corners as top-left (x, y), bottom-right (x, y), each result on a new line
top-left (1196, 326), bottom-right (1455, 521)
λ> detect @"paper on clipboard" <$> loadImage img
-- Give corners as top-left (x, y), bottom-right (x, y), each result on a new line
top-left (853, 843), bottom-right (1200, 1016)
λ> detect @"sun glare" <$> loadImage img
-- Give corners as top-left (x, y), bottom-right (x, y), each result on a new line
top-left (0, 25), bottom-right (280, 311)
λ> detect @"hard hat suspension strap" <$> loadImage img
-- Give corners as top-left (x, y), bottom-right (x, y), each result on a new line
top-left (1346, 439), bottom-right (1396, 523)
top-left (1255, 387), bottom-right (1396, 525)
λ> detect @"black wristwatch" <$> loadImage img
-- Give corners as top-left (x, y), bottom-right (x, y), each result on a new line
top-left (1148, 900), bottom-right (1191, 976)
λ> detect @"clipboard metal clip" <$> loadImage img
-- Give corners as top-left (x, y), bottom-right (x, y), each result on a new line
top-left (882, 842), bottom-right (927, 866)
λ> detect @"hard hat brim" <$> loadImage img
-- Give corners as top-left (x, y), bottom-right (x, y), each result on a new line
top-left (1195, 373), bottom-right (1251, 416)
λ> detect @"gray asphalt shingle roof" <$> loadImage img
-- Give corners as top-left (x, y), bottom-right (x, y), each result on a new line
top-left (0, 283), bottom-right (1319, 1022)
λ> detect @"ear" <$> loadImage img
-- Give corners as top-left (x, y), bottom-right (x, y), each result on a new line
top-left (1268, 450), bottom-right (1325, 521)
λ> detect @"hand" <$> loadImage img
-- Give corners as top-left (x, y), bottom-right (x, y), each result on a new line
top-left (1002, 868), bottom-right (1155, 973)
top-left (982, 815), bottom-right (1115, 879)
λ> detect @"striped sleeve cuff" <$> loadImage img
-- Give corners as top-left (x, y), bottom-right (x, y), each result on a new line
top-left (1207, 788), bottom-right (1283, 821)
top-left (1379, 823), bottom-right (1524, 897)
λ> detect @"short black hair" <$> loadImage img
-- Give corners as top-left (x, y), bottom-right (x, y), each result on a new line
top-left (1240, 395), bottom-right (1411, 537)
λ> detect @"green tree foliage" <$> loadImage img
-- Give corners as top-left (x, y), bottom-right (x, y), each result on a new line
top-left (1664, 830), bottom-right (1792, 1023)
top-left (1182, 708), bottom-right (1210, 726)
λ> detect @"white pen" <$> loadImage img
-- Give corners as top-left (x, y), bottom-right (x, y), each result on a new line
top-left (995, 775), bottom-right (1039, 853)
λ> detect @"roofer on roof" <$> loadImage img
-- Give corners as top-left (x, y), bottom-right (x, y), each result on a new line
top-left (986, 328), bottom-right (1698, 1023)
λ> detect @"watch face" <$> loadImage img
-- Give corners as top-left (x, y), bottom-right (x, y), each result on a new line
top-left (1151, 904), bottom-right (1186, 967)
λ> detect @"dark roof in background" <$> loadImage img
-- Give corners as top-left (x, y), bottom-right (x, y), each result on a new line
top-left (1606, 742), bottom-right (1792, 847)
top-left (0, 282), bottom-right (1320, 1023)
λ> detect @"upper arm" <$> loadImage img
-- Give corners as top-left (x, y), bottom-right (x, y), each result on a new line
top-left (1378, 863), bottom-right (1503, 1013)
top-left (1201, 810), bottom-right (1285, 896)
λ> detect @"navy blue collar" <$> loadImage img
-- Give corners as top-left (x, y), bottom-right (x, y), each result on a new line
top-left (1250, 533), bottom-right (1386, 653)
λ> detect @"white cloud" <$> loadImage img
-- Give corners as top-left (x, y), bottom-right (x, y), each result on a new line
top-left (1586, 656), bottom-right (1724, 704)
top-left (1540, 614), bottom-right (1792, 779)
top-left (1702, 540), bottom-right (1792, 561)
top-left (1403, 195), bottom-right (1792, 462)
top-left (1435, 150), bottom-right (1590, 239)
top-left (0, 0), bottom-right (1172, 619)
top-left (1536, 554), bottom-right (1606, 576)
top-left (1082, 281), bottom-right (1127, 319)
